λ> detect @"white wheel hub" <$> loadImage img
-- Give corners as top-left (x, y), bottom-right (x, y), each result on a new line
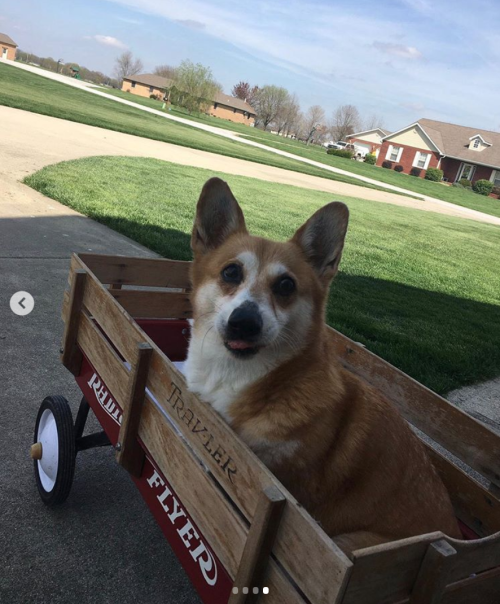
top-left (36, 409), bottom-right (59, 492)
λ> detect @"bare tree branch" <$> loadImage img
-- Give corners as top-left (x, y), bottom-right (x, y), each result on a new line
top-left (114, 51), bottom-right (143, 81)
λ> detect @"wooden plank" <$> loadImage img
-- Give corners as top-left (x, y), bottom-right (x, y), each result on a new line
top-left (442, 566), bottom-right (500, 604)
top-left (78, 266), bottom-right (352, 604)
top-left (446, 531), bottom-right (500, 583)
top-left (327, 326), bottom-right (500, 488)
top-left (342, 533), bottom-right (443, 604)
top-left (426, 446), bottom-right (500, 537)
top-left (61, 269), bottom-right (87, 375)
top-left (76, 253), bottom-right (191, 289)
top-left (116, 342), bottom-right (153, 477)
top-left (229, 486), bottom-right (286, 604)
top-left (409, 540), bottom-right (457, 604)
top-left (141, 399), bottom-right (304, 604)
top-left (77, 313), bottom-right (129, 405)
top-left (109, 289), bottom-right (192, 319)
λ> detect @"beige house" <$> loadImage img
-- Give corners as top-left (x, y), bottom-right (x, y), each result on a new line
top-left (121, 73), bottom-right (172, 99)
top-left (0, 32), bottom-right (18, 61)
top-left (121, 73), bottom-right (256, 125)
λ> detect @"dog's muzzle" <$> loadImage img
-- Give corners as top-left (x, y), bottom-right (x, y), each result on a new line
top-left (224, 301), bottom-right (263, 357)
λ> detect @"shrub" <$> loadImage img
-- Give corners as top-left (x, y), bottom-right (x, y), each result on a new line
top-left (424, 167), bottom-right (443, 181)
top-left (394, 165), bottom-right (404, 172)
top-left (410, 167), bottom-right (422, 177)
top-left (492, 186), bottom-right (500, 197)
top-left (382, 160), bottom-right (393, 169)
top-left (458, 178), bottom-right (472, 188)
top-left (364, 153), bottom-right (376, 165)
top-left (327, 149), bottom-right (354, 158)
top-left (472, 179), bottom-right (494, 196)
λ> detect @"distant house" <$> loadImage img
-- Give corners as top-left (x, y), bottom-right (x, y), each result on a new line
top-left (121, 73), bottom-right (256, 125)
top-left (121, 73), bottom-right (173, 99)
top-left (377, 118), bottom-right (500, 186)
top-left (210, 91), bottom-right (255, 125)
top-left (346, 128), bottom-right (390, 158)
top-left (0, 32), bottom-right (18, 61)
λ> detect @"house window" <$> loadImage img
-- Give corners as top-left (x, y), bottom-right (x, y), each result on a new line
top-left (491, 170), bottom-right (500, 187)
top-left (387, 145), bottom-right (402, 162)
top-left (131, 82), bottom-right (136, 88)
top-left (473, 138), bottom-right (480, 149)
top-left (413, 151), bottom-right (431, 170)
top-left (459, 163), bottom-right (476, 181)
top-left (213, 103), bottom-right (218, 109)
top-left (149, 86), bottom-right (154, 93)
top-left (233, 108), bottom-right (237, 113)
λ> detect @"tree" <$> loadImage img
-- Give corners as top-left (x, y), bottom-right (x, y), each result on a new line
top-left (274, 93), bottom-right (301, 136)
top-left (154, 64), bottom-right (177, 80)
top-left (114, 51), bottom-right (143, 82)
top-left (172, 60), bottom-right (221, 113)
top-left (363, 113), bottom-right (385, 131)
top-left (253, 85), bottom-right (289, 130)
top-left (231, 81), bottom-right (259, 106)
top-left (303, 105), bottom-right (326, 143)
top-left (329, 105), bottom-right (361, 142)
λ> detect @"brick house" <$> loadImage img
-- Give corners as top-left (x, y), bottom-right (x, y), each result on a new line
top-left (210, 92), bottom-right (255, 125)
top-left (121, 74), bottom-right (256, 125)
top-left (346, 128), bottom-right (390, 158)
top-left (121, 73), bottom-right (172, 99)
top-left (0, 32), bottom-right (18, 61)
top-left (377, 118), bottom-right (500, 187)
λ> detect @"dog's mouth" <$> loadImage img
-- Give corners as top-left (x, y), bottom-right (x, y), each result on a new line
top-left (224, 339), bottom-right (262, 358)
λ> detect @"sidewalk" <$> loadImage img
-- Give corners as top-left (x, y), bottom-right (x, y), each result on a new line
top-left (0, 186), bottom-right (200, 603)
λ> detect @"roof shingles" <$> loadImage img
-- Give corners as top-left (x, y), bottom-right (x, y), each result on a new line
top-left (0, 32), bottom-right (18, 47)
top-left (418, 118), bottom-right (500, 169)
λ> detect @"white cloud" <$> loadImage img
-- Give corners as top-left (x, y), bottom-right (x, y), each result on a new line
top-left (373, 42), bottom-right (423, 60)
top-left (87, 34), bottom-right (128, 49)
top-left (116, 16), bottom-right (142, 25)
top-left (105, 0), bottom-right (500, 130)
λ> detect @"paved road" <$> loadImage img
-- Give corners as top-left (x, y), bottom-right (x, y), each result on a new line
top-left (2, 105), bottom-right (500, 226)
top-left (0, 186), bottom-right (200, 601)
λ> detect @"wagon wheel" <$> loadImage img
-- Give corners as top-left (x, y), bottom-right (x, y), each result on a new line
top-left (32, 395), bottom-right (76, 506)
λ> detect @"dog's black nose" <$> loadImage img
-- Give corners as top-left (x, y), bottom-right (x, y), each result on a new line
top-left (227, 302), bottom-right (263, 339)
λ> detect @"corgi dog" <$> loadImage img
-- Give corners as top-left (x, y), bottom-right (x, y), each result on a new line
top-left (185, 177), bottom-right (461, 552)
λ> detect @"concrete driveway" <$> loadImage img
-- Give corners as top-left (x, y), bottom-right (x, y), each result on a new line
top-left (0, 193), bottom-right (200, 601)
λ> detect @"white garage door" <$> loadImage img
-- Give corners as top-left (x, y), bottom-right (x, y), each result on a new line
top-left (354, 143), bottom-right (372, 156)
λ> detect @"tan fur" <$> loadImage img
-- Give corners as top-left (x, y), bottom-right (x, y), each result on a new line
top-left (187, 178), bottom-right (461, 552)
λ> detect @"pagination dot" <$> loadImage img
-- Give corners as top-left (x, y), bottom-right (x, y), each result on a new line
top-left (263, 587), bottom-right (270, 594)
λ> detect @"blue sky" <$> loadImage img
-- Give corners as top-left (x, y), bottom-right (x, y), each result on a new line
top-left (1, 0), bottom-right (499, 131)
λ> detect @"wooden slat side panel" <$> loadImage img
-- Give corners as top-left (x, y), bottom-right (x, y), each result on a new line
top-left (77, 313), bottom-right (129, 405)
top-left (442, 567), bottom-right (500, 604)
top-left (109, 290), bottom-right (192, 319)
top-left (146, 353), bottom-right (352, 604)
top-left (141, 402), bottom-right (305, 604)
top-left (77, 253), bottom-right (192, 289)
top-left (426, 446), bottom-right (500, 537)
top-left (79, 271), bottom-right (352, 604)
top-left (342, 533), bottom-right (443, 604)
top-left (447, 532), bottom-right (500, 583)
top-left (327, 326), bottom-right (500, 487)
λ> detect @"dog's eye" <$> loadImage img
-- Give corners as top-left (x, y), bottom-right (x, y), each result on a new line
top-left (222, 263), bottom-right (243, 284)
top-left (273, 276), bottom-right (296, 296)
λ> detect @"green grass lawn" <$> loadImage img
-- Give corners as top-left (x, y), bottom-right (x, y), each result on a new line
top-left (0, 62), bottom-right (389, 193)
top-left (96, 86), bottom-right (500, 219)
top-left (25, 156), bottom-right (500, 395)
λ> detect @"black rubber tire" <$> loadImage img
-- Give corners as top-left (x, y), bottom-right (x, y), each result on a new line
top-left (33, 395), bottom-right (76, 506)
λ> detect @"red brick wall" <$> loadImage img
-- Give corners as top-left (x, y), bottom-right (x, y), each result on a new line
top-left (376, 141), bottom-right (440, 176)
top-left (440, 158), bottom-right (461, 182)
top-left (441, 158), bottom-right (495, 183)
top-left (1, 43), bottom-right (17, 60)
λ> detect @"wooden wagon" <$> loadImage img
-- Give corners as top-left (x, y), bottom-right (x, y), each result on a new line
top-left (31, 252), bottom-right (500, 603)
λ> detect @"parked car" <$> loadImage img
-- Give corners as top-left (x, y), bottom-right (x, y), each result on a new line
top-left (327, 141), bottom-right (353, 150)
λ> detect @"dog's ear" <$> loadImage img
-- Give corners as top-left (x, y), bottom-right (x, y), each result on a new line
top-left (192, 178), bottom-right (248, 255)
top-left (291, 202), bottom-right (349, 283)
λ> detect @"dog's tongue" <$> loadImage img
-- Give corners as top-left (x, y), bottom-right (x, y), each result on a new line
top-left (227, 340), bottom-right (255, 350)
